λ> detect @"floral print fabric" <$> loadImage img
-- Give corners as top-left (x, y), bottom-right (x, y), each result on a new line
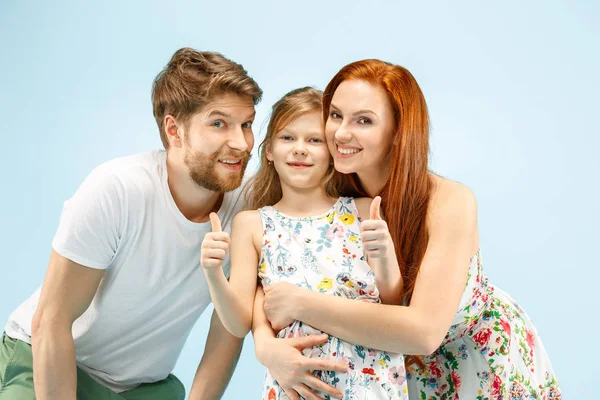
top-left (258, 197), bottom-right (409, 400)
top-left (406, 251), bottom-right (561, 400)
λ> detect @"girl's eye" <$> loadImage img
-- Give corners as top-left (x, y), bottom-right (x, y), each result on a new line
top-left (281, 135), bottom-right (293, 141)
top-left (330, 112), bottom-right (341, 119)
top-left (242, 121), bottom-right (253, 129)
top-left (357, 117), bottom-right (372, 125)
top-left (309, 138), bottom-right (323, 143)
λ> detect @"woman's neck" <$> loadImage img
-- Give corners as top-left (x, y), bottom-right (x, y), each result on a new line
top-left (356, 158), bottom-right (392, 197)
top-left (358, 172), bottom-right (388, 198)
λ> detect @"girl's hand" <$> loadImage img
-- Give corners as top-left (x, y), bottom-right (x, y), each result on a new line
top-left (200, 213), bottom-right (231, 270)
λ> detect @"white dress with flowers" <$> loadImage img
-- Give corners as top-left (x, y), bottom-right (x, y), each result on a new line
top-left (406, 251), bottom-right (561, 400)
top-left (258, 197), bottom-right (409, 400)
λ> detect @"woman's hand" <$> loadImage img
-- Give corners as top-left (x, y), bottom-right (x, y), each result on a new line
top-left (360, 196), bottom-right (396, 261)
top-left (360, 196), bottom-right (403, 304)
top-left (257, 334), bottom-right (348, 400)
top-left (263, 282), bottom-right (305, 331)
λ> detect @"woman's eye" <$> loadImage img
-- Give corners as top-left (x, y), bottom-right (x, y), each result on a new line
top-left (213, 121), bottom-right (225, 128)
top-left (330, 112), bottom-right (341, 119)
top-left (357, 117), bottom-right (372, 125)
top-left (242, 121), bottom-right (253, 129)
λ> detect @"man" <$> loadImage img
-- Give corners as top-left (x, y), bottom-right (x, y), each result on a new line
top-left (0, 47), bottom-right (262, 400)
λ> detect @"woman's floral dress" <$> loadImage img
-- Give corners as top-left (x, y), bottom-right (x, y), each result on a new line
top-left (406, 250), bottom-right (561, 399)
top-left (258, 197), bottom-right (409, 400)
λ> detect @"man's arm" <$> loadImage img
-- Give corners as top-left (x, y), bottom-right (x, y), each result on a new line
top-left (188, 310), bottom-right (243, 400)
top-left (31, 250), bottom-right (105, 400)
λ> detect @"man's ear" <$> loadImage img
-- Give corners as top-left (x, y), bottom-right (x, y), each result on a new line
top-left (164, 115), bottom-right (182, 148)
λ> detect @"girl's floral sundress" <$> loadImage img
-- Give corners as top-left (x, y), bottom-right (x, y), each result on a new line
top-left (258, 197), bottom-right (409, 400)
top-left (406, 250), bottom-right (561, 399)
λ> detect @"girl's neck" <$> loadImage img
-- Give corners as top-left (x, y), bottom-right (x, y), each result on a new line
top-left (274, 185), bottom-right (337, 217)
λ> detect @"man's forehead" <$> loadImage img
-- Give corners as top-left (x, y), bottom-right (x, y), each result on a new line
top-left (201, 93), bottom-right (255, 118)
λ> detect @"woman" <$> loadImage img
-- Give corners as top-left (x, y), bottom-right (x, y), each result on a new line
top-left (252, 60), bottom-right (561, 400)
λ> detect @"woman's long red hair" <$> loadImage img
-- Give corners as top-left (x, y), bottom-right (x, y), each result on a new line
top-left (324, 60), bottom-right (433, 362)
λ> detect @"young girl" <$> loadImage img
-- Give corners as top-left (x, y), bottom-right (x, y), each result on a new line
top-left (200, 87), bottom-right (409, 400)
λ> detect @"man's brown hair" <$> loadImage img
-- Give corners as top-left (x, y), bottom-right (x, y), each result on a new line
top-left (152, 47), bottom-right (262, 149)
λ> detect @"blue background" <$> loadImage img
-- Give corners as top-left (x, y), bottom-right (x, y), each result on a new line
top-left (1, 1), bottom-right (597, 398)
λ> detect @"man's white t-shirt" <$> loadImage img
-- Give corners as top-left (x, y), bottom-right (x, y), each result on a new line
top-left (5, 150), bottom-right (246, 392)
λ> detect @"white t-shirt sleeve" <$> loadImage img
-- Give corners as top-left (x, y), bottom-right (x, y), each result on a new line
top-left (52, 167), bottom-right (126, 270)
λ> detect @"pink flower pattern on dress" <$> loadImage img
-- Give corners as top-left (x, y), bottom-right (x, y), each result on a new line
top-left (407, 251), bottom-right (561, 399)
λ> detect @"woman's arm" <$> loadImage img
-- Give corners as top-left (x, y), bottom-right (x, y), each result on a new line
top-left (202, 210), bottom-right (261, 338)
top-left (354, 196), bottom-right (403, 305)
top-left (264, 285), bottom-right (428, 354)
top-left (264, 183), bottom-right (478, 354)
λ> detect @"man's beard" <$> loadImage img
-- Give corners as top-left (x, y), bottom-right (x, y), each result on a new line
top-left (184, 147), bottom-right (251, 192)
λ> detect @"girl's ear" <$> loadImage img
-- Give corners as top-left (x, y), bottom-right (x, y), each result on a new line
top-left (266, 139), bottom-right (273, 162)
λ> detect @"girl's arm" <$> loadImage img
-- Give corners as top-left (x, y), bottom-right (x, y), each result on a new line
top-left (202, 210), bottom-right (261, 338)
top-left (252, 288), bottom-right (348, 400)
top-left (264, 182), bottom-right (478, 354)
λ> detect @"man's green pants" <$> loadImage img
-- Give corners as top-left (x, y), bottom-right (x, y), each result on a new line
top-left (0, 332), bottom-right (185, 399)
